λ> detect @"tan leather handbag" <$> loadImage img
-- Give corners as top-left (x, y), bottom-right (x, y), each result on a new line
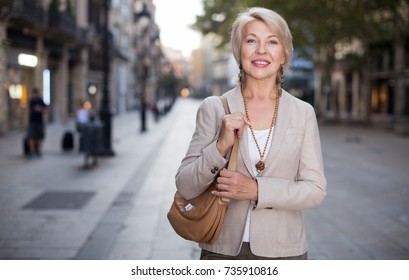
top-left (167, 96), bottom-right (238, 244)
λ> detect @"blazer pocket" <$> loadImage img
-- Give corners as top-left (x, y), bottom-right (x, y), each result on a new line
top-left (277, 210), bottom-right (304, 242)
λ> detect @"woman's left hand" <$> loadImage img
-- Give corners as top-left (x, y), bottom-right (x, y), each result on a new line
top-left (212, 168), bottom-right (258, 201)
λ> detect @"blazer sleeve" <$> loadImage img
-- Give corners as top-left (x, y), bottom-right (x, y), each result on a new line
top-left (175, 96), bottom-right (228, 199)
top-left (256, 105), bottom-right (327, 210)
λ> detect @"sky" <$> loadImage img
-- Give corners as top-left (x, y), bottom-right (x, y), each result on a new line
top-left (153, 0), bottom-right (203, 57)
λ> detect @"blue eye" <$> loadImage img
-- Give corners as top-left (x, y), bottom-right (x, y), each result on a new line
top-left (246, 38), bottom-right (256, 43)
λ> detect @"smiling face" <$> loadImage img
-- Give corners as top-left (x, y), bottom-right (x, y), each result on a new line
top-left (240, 20), bottom-right (286, 84)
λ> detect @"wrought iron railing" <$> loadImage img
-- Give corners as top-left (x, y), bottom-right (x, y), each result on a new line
top-left (10, 0), bottom-right (44, 24)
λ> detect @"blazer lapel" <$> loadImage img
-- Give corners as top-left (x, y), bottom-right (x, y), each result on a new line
top-left (225, 87), bottom-right (242, 112)
top-left (259, 90), bottom-right (291, 175)
top-left (226, 87), bottom-right (254, 177)
top-left (224, 87), bottom-right (292, 177)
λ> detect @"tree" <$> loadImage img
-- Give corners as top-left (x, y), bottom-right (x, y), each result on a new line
top-left (49, 0), bottom-right (61, 12)
top-left (194, 0), bottom-right (397, 59)
top-left (193, 0), bottom-right (403, 121)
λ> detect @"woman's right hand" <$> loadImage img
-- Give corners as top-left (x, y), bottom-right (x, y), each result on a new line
top-left (216, 112), bottom-right (249, 157)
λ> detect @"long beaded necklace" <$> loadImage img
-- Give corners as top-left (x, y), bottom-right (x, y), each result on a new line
top-left (242, 87), bottom-right (280, 173)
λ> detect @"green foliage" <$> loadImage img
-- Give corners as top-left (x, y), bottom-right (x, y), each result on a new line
top-left (193, 0), bottom-right (399, 61)
top-left (66, 0), bottom-right (74, 16)
top-left (161, 72), bottom-right (177, 87)
top-left (49, 0), bottom-right (61, 12)
top-left (192, 0), bottom-right (243, 48)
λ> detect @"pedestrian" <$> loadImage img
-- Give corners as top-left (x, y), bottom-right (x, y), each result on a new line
top-left (75, 100), bottom-right (91, 133)
top-left (27, 87), bottom-right (48, 158)
top-left (175, 7), bottom-right (327, 260)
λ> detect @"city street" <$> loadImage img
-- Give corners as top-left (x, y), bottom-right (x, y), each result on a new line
top-left (0, 97), bottom-right (408, 260)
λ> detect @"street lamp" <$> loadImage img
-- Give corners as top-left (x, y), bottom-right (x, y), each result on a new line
top-left (140, 65), bottom-right (148, 132)
top-left (99, 0), bottom-right (115, 156)
top-left (135, 2), bottom-right (151, 133)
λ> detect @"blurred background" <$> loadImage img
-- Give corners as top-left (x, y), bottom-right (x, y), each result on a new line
top-left (0, 0), bottom-right (408, 260)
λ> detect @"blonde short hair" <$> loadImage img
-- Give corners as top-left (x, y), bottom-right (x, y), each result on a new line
top-left (231, 7), bottom-right (293, 70)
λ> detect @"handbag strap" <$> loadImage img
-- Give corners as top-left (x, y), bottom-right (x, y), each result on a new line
top-left (220, 96), bottom-right (239, 172)
top-left (219, 96), bottom-right (238, 203)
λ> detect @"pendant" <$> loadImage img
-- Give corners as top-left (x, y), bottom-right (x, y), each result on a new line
top-left (255, 160), bottom-right (265, 172)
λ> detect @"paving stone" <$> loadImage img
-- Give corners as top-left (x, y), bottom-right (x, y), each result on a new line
top-left (22, 191), bottom-right (95, 210)
top-left (0, 99), bottom-right (408, 260)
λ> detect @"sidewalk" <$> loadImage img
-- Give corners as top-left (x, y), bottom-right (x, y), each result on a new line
top-left (0, 97), bottom-right (408, 260)
top-left (306, 121), bottom-right (409, 259)
top-left (0, 99), bottom-right (200, 260)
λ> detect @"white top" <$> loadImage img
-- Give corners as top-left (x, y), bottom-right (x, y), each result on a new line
top-left (76, 109), bottom-right (89, 124)
top-left (242, 127), bottom-right (275, 242)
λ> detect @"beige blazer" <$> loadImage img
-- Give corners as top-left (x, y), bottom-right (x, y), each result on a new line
top-left (175, 86), bottom-right (327, 258)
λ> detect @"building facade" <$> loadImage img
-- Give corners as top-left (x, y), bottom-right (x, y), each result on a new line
top-left (314, 2), bottom-right (409, 133)
top-left (0, 0), bottom-right (162, 135)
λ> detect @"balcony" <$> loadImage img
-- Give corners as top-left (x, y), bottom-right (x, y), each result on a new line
top-left (47, 11), bottom-right (77, 42)
top-left (0, 0), bottom-right (13, 20)
top-left (9, 0), bottom-right (44, 29)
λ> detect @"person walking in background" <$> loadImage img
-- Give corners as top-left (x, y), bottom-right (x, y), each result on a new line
top-left (175, 7), bottom-right (326, 260)
top-left (75, 100), bottom-right (91, 133)
top-left (27, 87), bottom-right (48, 158)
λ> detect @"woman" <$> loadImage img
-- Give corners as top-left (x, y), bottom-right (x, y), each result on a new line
top-left (175, 7), bottom-right (326, 260)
